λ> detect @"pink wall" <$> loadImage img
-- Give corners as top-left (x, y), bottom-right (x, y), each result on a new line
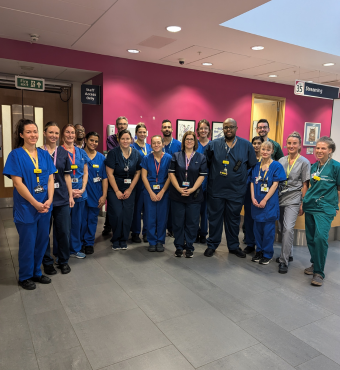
top-left (0, 37), bottom-right (333, 157)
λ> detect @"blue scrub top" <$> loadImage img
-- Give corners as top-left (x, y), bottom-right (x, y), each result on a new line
top-left (163, 138), bottom-right (181, 155)
top-left (169, 151), bottom-right (208, 204)
top-left (141, 152), bottom-right (172, 190)
top-left (3, 147), bottom-right (56, 224)
top-left (197, 141), bottom-right (209, 191)
top-left (86, 152), bottom-right (107, 208)
top-left (205, 136), bottom-right (257, 200)
top-left (132, 142), bottom-right (152, 192)
top-left (65, 146), bottom-right (90, 203)
top-left (250, 160), bottom-right (286, 222)
top-left (105, 146), bottom-right (142, 192)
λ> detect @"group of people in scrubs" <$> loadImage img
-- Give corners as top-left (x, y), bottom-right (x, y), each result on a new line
top-left (4, 115), bottom-right (339, 290)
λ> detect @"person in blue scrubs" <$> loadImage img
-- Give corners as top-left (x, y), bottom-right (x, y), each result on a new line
top-left (61, 124), bottom-right (89, 259)
top-left (131, 123), bottom-right (152, 243)
top-left (169, 131), bottom-right (208, 258)
top-left (204, 118), bottom-right (258, 258)
top-left (106, 129), bottom-right (142, 250)
top-left (196, 119), bottom-right (210, 244)
top-left (250, 141), bottom-right (286, 264)
top-left (81, 132), bottom-right (108, 254)
top-left (161, 119), bottom-right (182, 238)
top-left (141, 135), bottom-right (172, 252)
top-left (243, 136), bottom-right (263, 254)
top-left (3, 119), bottom-right (56, 290)
top-left (41, 121), bottom-right (74, 276)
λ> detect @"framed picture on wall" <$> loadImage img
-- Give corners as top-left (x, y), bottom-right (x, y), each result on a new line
top-left (303, 122), bottom-right (321, 146)
top-left (212, 121), bottom-right (224, 140)
top-left (176, 119), bottom-right (196, 142)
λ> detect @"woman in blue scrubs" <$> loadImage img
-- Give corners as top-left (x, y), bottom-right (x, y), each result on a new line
top-left (141, 135), bottom-right (172, 252)
top-left (196, 119), bottom-right (210, 244)
top-left (41, 121), bottom-right (74, 275)
top-left (131, 123), bottom-right (152, 243)
top-left (82, 132), bottom-right (108, 254)
top-left (169, 131), bottom-right (208, 258)
top-left (250, 141), bottom-right (286, 264)
top-left (61, 124), bottom-right (89, 259)
top-left (3, 119), bottom-right (56, 290)
top-left (106, 129), bottom-right (142, 250)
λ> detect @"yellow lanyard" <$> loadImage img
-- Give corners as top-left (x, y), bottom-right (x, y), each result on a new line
top-left (258, 160), bottom-right (271, 182)
top-left (136, 142), bottom-right (147, 156)
top-left (23, 146), bottom-right (40, 183)
top-left (285, 154), bottom-right (299, 185)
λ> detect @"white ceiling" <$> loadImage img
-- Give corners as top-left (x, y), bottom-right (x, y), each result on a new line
top-left (0, 0), bottom-right (339, 87)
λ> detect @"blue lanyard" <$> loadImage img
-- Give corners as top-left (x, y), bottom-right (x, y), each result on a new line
top-left (164, 138), bottom-right (173, 153)
top-left (225, 137), bottom-right (237, 157)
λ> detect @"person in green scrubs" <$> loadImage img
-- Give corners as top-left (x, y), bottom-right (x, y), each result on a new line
top-left (303, 136), bottom-right (340, 286)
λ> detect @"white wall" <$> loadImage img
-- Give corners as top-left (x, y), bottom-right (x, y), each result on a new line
top-left (72, 82), bottom-right (82, 126)
top-left (331, 99), bottom-right (340, 163)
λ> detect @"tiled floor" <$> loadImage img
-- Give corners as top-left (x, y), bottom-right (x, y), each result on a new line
top-left (1, 207), bottom-right (340, 370)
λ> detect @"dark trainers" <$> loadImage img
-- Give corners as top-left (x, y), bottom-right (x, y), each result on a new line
top-left (204, 248), bottom-right (215, 257)
top-left (131, 233), bottom-right (142, 243)
top-left (175, 249), bottom-right (183, 257)
top-left (19, 279), bottom-right (36, 290)
top-left (43, 264), bottom-right (57, 275)
top-left (251, 252), bottom-right (263, 262)
top-left (156, 243), bottom-right (164, 252)
top-left (185, 250), bottom-right (194, 258)
top-left (243, 246), bottom-right (255, 254)
top-left (304, 264), bottom-right (314, 275)
top-left (31, 275), bottom-right (52, 284)
top-left (57, 264), bottom-right (71, 274)
top-left (229, 248), bottom-right (246, 258)
top-left (148, 245), bottom-right (156, 252)
top-left (102, 227), bottom-right (111, 235)
top-left (259, 257), bottom-right (272, 265)
top-left (311, 273), bottom-right (323, 286)
top-left (85, 246), bottom-right (94, 254)
top-left (276, 256), bottom-right (293, 263)
top-left (278, 263), bottom-right (288, 274)
top-left (143, 234), bottom-right (148, 243)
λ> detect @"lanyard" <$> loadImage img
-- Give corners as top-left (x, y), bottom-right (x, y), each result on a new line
top-left (285, 154), bottom-right (299, 184)
top-left (122, 148), bottom-right (131, 175)
top-left (225, 137), bottom-right (237, 158)
top-left (63, 145), bottom-right (76, 175)
top-left (154, 153), bottom-right (164, 183)
top-left (185, 151), bottom-right (195, 181)
top-left (316, 158), bottom-right (330, 177)
top-left (258, 160), bottom-right (272, 183)
top-left (44, 145), bottom-right (58, 179)
top-left (164, 138), bottom-right (173, 153)
top-left (23, 147), bottom-right (40, 183)
top-left (136, 142), bottom-right (147, 156)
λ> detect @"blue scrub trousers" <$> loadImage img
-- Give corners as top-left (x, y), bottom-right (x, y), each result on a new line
top-left (16, 212), bottom-right (51, 281)
top-left (81, 201), bottom-right (100, 247)
top-left (253, 221), bottom-right (276, 259)
top-left (43, 205), bottom-right (71, 266)
top-left (143, 189), bottom-right (169, 246)
top-left (207, 195), bottom-right (243, 251)
top-left (243, 185), bottom-right (256, 248)
top-left (131, 181), bottom-right (147, 235)
top-left (69, 200), bottom-right (85, 254)
top-left (107, 189), bottom-right (136, 247)
top-left (197, 190), bottom-right (208, 237)
top-left (171, 200), bottom-right (201, 251)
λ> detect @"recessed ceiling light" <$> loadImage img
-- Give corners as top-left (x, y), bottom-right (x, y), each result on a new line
top-left (127, 49), bottom-right (140, 54)
top-left (323, 63), bottom-right (335, 66)
top-left (202, 62), bottom-right (213, 66)
top-left (268, 74), bottom-right (277, 78)
top-left (251, 46), bottom-right (264, 50)
top-left (166, 26), bottom-right (181, 33)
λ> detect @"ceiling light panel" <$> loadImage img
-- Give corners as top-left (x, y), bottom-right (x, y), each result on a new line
top-left (127, 49), bottom-right (140, 53)
top-left (166, 26), bottom-right (181, 33)
top-left (251, 46), bottom-right (264, 50)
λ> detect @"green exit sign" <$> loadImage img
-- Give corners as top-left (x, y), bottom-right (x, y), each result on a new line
top-left (15, 76), bottom-right (45, 91)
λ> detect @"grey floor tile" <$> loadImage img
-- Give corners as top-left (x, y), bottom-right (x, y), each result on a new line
top-left (296, 355), bottom-right (340, 370)
top-left (0, 316), bottom-right (33, 352)
top-left (238, 315), bottom-right (320, 367)
top-left (0, 258), bottom-right (16, 280)
top-left (157, 307), bottom-right (258, 368)
top-left (0, 347), bottom-right (39, 370)
top-left (100, 345), bottom-right (195, 370)
top-left (37, 346), bottom-right (92, 370)
top-left (58, 281), bottom-right (137, 324)
top-left (292, 314), bottom-right (340, 365)
top-left (27, 308), bottom-right (80, 357)
top-left (198, 343), bottom-right (295, 370)
top-left (0, 279), bottom-right (26, 321)
top-left (0, 246), bottom-right (11, 260)
top-left (73, 307), bottom-right (171, 370)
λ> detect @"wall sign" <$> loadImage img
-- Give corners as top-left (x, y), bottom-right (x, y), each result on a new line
top-left (303, 122), bottom-right (321, 146)
top-left (81, 84), bottom-right (101, 105)
top-left (295, 80), bottom-right (339, 100)
top-left (15, 76), bottom-right (45, 91)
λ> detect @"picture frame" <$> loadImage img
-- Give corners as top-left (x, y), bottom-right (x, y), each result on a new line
top-left (303, 122), bottom-right (321, 146)
top-left (212, 121), bottom-right (224, 140)
top-left (176, 119), bottom-right (196, 142)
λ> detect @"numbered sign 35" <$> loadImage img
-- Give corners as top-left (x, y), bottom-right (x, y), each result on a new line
top-left (295, 81), bottom-right (305, 95)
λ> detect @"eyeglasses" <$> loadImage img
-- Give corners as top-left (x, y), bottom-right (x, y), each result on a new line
top-left (257, 126), bottom-right (269, 130)
top-left (199, 127), bottom-right (209, 131)
top-left (185, 138), bottom-right (195, 141)
top-left (223, 126), bottom-right (236, 131)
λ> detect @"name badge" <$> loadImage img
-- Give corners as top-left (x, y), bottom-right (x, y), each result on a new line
top-left (182, 181), bottom-right (190, 187)
top-left (71, 178), bottom-right (79, 183)
top-left (55, 170), bottom-right (58, 174)
top-left (34, 185), bottom-right (44, 194)
top-left (54, 182), bottom-right (60, 189)
top-left (93, 177), bottom-right (102, 183)
top-left (153, 184), bottom-right (160, 190)
top-left (220, 170), bottom-right (227, 176)
top-left (124, 179), bottom-right (132, 184)
top-left (222, 160), bottom-right (229, 165)
top-left (313, 175), bottom-right (321, 181)
top-left (93, 164), bottom-right (99, 168)
top-left (71, 165), bottom-right (78, 170)
top-left (34, 169), bottom-right (42, 174)
top-left (261, 184), bottom-right (269, 193)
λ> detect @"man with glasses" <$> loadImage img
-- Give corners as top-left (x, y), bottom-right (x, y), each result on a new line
top-left (204, 118), bottom-right (257, 258)
top-left (256, 119), bottom-right (284, 160)
top-left (74, 124), bottom-right (85, 149)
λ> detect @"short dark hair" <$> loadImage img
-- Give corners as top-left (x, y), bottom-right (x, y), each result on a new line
top-left (118, 129), bottom-right (133, 141)
top-left (162, 119), bottom-right (171, 126)
top-left (181, 131), bottom-right (198, 151)
top-left (85, 131), bottom-right (100, 140)
top-left (257, 119), bottom-right (269, 129)
top-left (252, 136), bottom-right (264, 144)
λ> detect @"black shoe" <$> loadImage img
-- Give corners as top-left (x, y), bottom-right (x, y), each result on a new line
top-left (131, 233), bottom-right (142, 243)
top-left (278, 263), bottom-right (288, 274)
top-left (57, 264), bottom-right (71, 274)
top-left (167, 231), bottom-right (175, 238)
top-left (195, 235), bottom-right (200, 243)
top-left (18, 279), bottom-right (36, 290)
top-left (229, 248), bottom-right (246, 258)
top-left (276, 256), bottom-right (293, 263)
top-left (185, 250), bottom-right (193, 258)
top-left (31, 275), bottom-right (52, 284)
top-left (102, 227), bottom-right (111, 236)
top-left (243, 246), bottom-right (255, 254)
top-left (175, 249), bottom-right (183, 257)
top-left (200, 236), bottom-right (207, 244)
top-left (259, 257), bottom-right (272, 265)
top-left (143, 234), bottom-right (148, 243)
top-left (148, 245), bottom-right (156, 252)
top-left (43, 264), bottom-right (57, 275)
top-left (156, 243), bottom-right (164, 252)
top-left (252, 252), bottom-right (263, 262)
top-left (204, 248), bottom-right (215, 257)
top-left (85, 246), bottom-right (94, 255)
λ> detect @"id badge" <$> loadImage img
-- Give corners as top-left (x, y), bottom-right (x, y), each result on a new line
top-left (93, 177), bottom-right (102, 183)
top-left (93, 164), bottom-right (99, 168)
top-left (34, 169), bottom-right (42, 174)
top-left (261, 184), bottom-right (269, 193)
top-left (71, 165), bottom-right (78, 170)
top-left (71, 178), bottom-right (78, 183)
top-left (182, 181), bottom-right (190, 187)
top-left (124, 179), bottom-right (132, 184)
top-left (220, 170), bottom-right (227, 176)
top-left (222, 160), bottom-right (229, 165)
top-left (313, 175), bottom-right (321, 181)
top-left (153, 184), bottom-right (160, 190)
top-left (34, 185), bottom-right (44, 194)
top-left (54, 182), bottom-right (60, 189)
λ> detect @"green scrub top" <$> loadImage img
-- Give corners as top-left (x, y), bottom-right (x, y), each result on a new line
top-left (303, 158), bottom-right (340, 216)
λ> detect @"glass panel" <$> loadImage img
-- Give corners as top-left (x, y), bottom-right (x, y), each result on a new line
top-left (23, 105), bottom-right (34, 121)
top-left (2, 105), bottom-right (13, 188)
top-left (12, 104), bottom-right (22, 136)
top-left (34, 107), bottom-right (44, 147)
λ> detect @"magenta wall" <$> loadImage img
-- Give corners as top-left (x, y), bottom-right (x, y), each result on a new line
top-left (0, 37), bottom-right (333, 157)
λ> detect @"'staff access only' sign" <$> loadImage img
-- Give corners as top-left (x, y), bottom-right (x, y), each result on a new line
top-left (15, 76), bottom-right (45, 91)
top-left (81, 85), bottom-right (101, 105)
